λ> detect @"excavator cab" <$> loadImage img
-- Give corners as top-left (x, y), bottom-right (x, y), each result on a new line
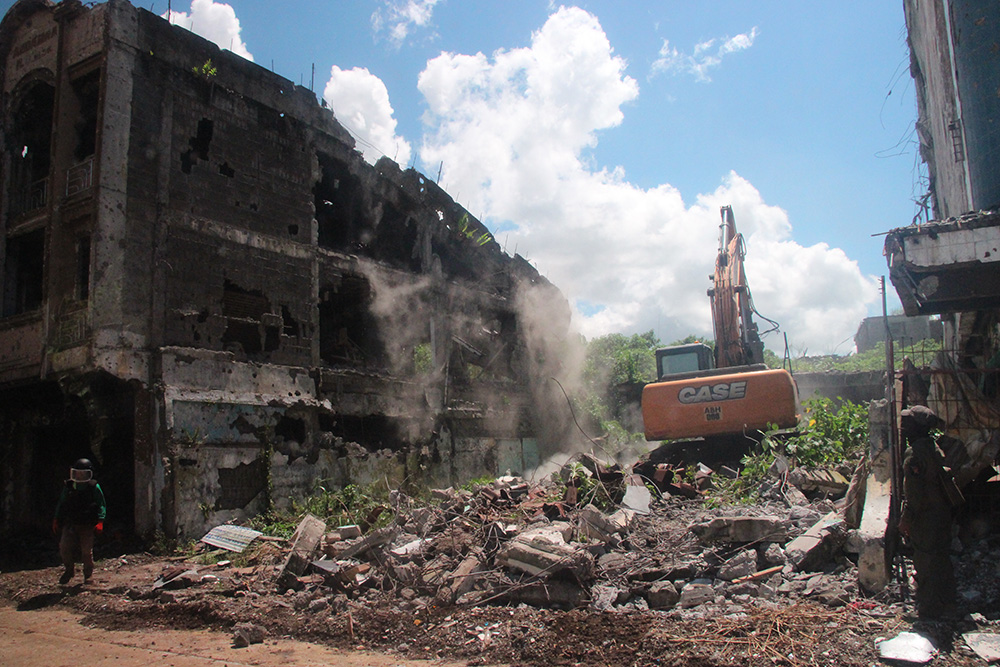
top-left (655, 343), bottom-right (714, 378)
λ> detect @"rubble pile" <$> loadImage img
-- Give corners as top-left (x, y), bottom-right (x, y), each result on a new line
top-left (194, 455), bottom-right (881, 617)
top-left (6, 453), bottom-right (1000, 665)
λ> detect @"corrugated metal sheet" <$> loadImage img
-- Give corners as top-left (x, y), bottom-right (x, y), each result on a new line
top-left (200, 524), bottom-right (263, 552)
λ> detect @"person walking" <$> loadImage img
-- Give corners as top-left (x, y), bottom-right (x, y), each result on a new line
top-left (53, 458), bottom-right (106, 585)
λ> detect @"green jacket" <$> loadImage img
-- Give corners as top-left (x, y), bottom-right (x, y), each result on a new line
top-left (55, 480), bottom-right (106, 526)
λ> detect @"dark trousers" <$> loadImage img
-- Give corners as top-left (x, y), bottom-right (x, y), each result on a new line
top-left (59, 525), bottom-right (95, 579)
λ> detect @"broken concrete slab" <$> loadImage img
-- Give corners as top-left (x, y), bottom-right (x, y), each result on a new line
top-left (578, 504), bottom-right (636, 543)
top-left (788, 468), bottom-right (850, 498)
top-left (621, 475), bottom-right (651, 515)
top-left (325, 525), bottom-right (362, 542)
top-left (646, 580), bottom-right (680, 609)
top-left (962, 632), bottom-right (1000, 662)
top-left (677, 582), bottom-right (715, 608)
top-left (589, 584), bottom-right (621, 612)
top-left (717, 549), bottom-right (757, 581)
top-left (498, 536), bottom-right (594, 580)
top-left (276, 514), bottom-right (327, 592)
top-left (435, 552), bottom-right (483, 606)
top-left (336, 526), bottom-right (399, 561)
top-left (689, 516), bottom-right (788, 544)
top-left (231, 622), bottom-right (265, 648)
top-left (783, 511), bottom-right (845, 572)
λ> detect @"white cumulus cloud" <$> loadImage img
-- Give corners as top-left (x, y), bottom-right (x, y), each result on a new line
top-left (415, 8), bottom-right (876, 353)
top-left (653, 26), bottom-right (758, 82)
top-left (165, 0), bottom-right (253, 61)
top-left (323, 66), bottom-right (413, 166)
top-left (372, 0), bottom-right (443, 46)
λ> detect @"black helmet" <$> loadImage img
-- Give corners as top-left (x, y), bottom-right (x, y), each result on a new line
top-left (70, 458), bottom-right (94, 482)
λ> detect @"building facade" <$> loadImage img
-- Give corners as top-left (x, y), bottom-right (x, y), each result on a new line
top-left (0, 0), bottom-right (574, 539)
top-left (882, 1), bottom-right (1000, 490)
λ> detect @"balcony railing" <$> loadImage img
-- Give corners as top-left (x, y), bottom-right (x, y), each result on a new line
top-left (65, 157), bottom-right (94, 197)
top-left (9, 177), bottom-right (48, 218)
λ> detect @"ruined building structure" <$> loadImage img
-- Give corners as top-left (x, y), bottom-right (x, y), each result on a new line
top-left (0, 0), bottom-right (574, 539)
top-left (882, 2), bottom-right (1000, 491)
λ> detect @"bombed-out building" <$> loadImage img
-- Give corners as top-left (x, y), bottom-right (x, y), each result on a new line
top-left (0, 0), bottom-right (575, 540)
top-left (881, 2), bottom-right (1000, 494)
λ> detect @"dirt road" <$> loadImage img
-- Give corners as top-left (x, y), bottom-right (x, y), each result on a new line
top-left (0, 604), bottom-right (464, 667)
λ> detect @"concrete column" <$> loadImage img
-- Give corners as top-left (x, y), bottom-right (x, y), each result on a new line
top-left (857, 398), bottom-right (893, 593)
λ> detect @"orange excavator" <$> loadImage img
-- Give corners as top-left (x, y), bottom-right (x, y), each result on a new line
top-left (641, 206), bottom-right (798, 458)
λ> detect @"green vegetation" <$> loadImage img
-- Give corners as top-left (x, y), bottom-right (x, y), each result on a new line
top-left (249, 481), bottom-right (393, 539)
top-left (454, 213), bottom-right (492, 246)
top-left (413, 342), bottom-right (433, 374)
top-left (708, 397), bottom-right (869, 504)
top-left (579, 330), bottom-right (662, 448)
top-left (192, 58), bottom-right (217, 78)
top-left (564, 461), bottom-right (616, 511)
top-left (787, 338), bottom-right (941, 373)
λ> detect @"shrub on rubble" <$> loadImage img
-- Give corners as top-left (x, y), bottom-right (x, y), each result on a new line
top-left (706, 397), bottom-right (869, 505)
top-left (250, 481), bottom-right (393, 538)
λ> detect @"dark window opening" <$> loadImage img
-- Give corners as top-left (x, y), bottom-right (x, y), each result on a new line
top-left (9, 82), bottom-right (55, 216)
top-left (221, 280), bottom-right (271, 357)
top-left (76, 235), bottom-right (91, 301)
top-left (3, 229), bottom-right (45, 317)
top-left (181, 118), bottom-right (213, 173)
top-left (281, 305), bottom-right (300, 337)
top-left (315, 152), bottom-right (366, 250)
top-left (214, 458), bottom-right (267, 510)
top-left (264, 324), bottom-right (280, 352)
top-left (222, 280), bottom-right (268, 320)
top-left (275, 414), bottom-right (306, 443)
top-left (191, 118), bottom-right (213, 158)
top-left (318, 273), bottom-right (383, 367)
top-left (70, 70), bottom-right (100, 162)
top-left (287, 224), bottom-right (299, 236)
top-left (218, 162), bottom-right (235, 177)
top-left (323, 414), bottom-right (404, 453)
top-left (372, 204), bottom-right (421, 271)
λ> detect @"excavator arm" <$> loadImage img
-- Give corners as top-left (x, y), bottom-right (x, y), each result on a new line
top-left (711, 205), bottom-right (765, 368)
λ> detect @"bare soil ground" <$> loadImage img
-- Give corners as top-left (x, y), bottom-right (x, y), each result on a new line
top-left (0, 539), bottom-right (989, 666)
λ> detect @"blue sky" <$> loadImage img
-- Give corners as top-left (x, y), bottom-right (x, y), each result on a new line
top-left (9, 0), bottom-right (922, 354)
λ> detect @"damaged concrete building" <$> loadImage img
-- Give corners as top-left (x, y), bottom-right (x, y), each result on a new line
top-left (883, 2), bottom-right (1000, 493)
top-left (0, 0), bottom-right (574, 540)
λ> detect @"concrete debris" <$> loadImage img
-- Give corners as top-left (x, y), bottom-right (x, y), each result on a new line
top-left (231, 622), bottom-right (266, 648)
top-left (677, 583), bottom-right (715, 608)
top-left (876, 631), bottom-right (937, 663)
top-left (962, 632), bottom-right (1000, 662)
top-left (498, 531), bottom-right (594, 580)
top-left (142, 454), bottom-right (923, 618)
top-left (645, 580), bottom-right (680, 609)
top-left (787, 468), bottom-right (850, 498)
top-left (689, 516), bottom-right (788, 544)
top-left (276, 514), bottom-right (327, 592)
top-left (783, 511), bottom-right (845, 572)
top-left (716, 549), bottom-right (757, 581)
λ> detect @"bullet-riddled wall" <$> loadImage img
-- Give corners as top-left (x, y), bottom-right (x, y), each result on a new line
top-left (0, 0), bottom-right (574, 540)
